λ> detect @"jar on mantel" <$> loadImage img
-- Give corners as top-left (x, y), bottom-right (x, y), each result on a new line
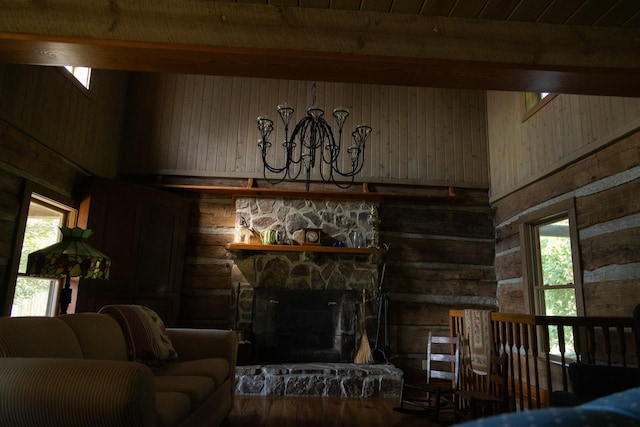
top-left (367, 205), bottom-right (381, 248)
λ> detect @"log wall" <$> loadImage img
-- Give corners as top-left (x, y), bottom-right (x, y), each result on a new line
top-left (492, 130), bottom-right (640, 317)
top-left (179, 188), bottom-right (496, 376)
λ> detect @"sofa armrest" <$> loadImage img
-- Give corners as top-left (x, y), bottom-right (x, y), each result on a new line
top-left (165, 328), bottom-right (238, 368)
top-left (0, 358), bottom-right (156, 427)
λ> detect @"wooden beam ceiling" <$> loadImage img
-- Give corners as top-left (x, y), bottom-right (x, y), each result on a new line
top-left (0, 1), bottom-right (639, 96)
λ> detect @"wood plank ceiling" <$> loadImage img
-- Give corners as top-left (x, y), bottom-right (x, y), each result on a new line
top-left (264, 0), bottom-right (639, 28)
top-left (0, 0), bottom-right (639, 95)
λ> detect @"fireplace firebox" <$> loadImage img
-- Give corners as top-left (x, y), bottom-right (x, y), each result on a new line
top-left (252, 288), bottom-right (358, 363)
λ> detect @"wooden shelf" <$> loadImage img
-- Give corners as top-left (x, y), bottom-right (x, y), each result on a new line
top-left (224, 243), bottom-right (384, 254)
top-left (149, 178), bottom-right (466, 203)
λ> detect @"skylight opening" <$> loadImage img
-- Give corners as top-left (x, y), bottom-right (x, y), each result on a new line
top-left (64, 66), bottom-right (91, 89)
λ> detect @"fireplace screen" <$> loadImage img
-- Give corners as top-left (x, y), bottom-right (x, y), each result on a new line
top-left (252, 288), bottom-right (358, 363)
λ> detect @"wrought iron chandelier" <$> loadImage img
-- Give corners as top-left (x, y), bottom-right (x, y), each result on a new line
top-left (257, 82), bottom-right (372, 191)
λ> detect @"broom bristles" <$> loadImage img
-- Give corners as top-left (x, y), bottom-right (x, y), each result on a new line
top-left (354, 331), bottom-right (372, 364)
top-left (354, 288), bottom-right (371, 364)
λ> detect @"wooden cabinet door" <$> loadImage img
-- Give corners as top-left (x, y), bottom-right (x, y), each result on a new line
top-left (75, 177), bottom-right (188, 325)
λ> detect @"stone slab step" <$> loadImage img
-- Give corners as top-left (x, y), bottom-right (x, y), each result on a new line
top-left (235, 363), bottom-right (403, 398)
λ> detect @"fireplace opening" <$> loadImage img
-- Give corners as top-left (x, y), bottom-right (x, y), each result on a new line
top-left (252, 288), bottom-right (358, 363)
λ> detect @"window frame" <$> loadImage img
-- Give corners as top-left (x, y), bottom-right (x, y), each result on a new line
top-left (522, 92), bottom-right (557, 122)
top-left (519, 198), bottom-right (585, 317)
top-left (519, 199), bottom-right (585, 360)
top-left (59, 66), bottom-right (92, 95)
top-left (4, 182), bottom-right (78, 316)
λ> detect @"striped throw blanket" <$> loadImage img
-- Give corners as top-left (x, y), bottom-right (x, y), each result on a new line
top-left (99, 304), bottom-right (178, 367)
top-left (464, 309), bottom-right (493, 374)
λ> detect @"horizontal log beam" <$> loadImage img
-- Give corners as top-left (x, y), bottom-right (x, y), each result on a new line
top-left (1, 2), bottom-right (639, 96)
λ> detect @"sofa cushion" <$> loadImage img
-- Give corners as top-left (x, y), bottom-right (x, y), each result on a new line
top-left (57, 313), bottom-right (128, 361)
top-left (99, 305), bottom-right (178, 366)
top-left (153, 358), bottom-right (230, 387)
top-left (582, 385), bottom-right (640, 421)
top-left (154, 375), bottom-right (216, 409)
top-left (155, 392), bottom-right (191, 427)
top-left (0, 316), bottom-right (82, 358)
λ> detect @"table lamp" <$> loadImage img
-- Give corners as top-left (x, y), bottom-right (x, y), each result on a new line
top-left (26, 226), bottom-right (111, 314)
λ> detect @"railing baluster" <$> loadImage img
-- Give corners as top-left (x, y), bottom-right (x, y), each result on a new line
top-left (587, 326), bottom-right (596, 364)
top-left (449, 311), bottom-right (635, 412)
top-left (557, 325), bottom-right (569, 390)
top-left (522, 324), bottom-right (532, 410)
top-left (602, 326), bottom-right (612, 366)
top-left (573, 324), bottom-right (582, 363)
top-left (529, 323), bottom-right (542, 409)
top-left (617, 326), bottom-right (627, 367)
top-left (513, 323), bottom-right (524, 411)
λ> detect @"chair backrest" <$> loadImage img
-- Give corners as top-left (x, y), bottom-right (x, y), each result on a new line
top-left (488, 352), bottom-right (509, 406)
top-left (459, 335), bottom-right (509, 404)
top-left (425, 331), bottom-right (460, 386)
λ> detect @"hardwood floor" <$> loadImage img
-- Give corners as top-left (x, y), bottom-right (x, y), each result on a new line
top-left (223, 396), bottom-right (455, 427)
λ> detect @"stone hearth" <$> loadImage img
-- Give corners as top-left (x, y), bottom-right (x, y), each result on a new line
top-left (235, 363), bottom-right (403, 398)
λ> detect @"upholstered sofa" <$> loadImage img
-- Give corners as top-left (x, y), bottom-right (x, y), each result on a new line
top-left (454, 385), bottom-right (640, 427)
top-left (0, 308), bottom-right (238, 427)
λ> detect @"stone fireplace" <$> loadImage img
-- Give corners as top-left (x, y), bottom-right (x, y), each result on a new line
top-left (231, 197), bottom-right (402, 398)
top-left (231, 197), bottom-right (382, 344)
top-left (252, 288), bottom-right (357, 363)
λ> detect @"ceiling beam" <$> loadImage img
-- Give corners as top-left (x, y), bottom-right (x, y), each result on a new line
top-left (1, 1), bottom-right (639, 96)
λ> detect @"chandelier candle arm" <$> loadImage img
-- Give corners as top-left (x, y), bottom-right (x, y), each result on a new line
top-left (256, 86), bottom-right (372, 191)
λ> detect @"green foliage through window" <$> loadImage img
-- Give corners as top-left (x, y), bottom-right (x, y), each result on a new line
top-left (535, 218), bottom-right (577, 356)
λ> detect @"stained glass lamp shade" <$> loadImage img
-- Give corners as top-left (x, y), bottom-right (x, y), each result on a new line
top-left (26, 227), bottom-right (111, 314)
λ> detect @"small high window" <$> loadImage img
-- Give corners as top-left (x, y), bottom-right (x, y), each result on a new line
top-left (64, 66), bottom-right (91, 89)
top-left (522, 91), bottom-right (556, 121)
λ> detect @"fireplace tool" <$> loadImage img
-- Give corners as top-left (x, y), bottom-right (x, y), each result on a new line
top-left (354, 289), bottom-right (372, 364)
top-left (371, 243), bottom-right (391, 363)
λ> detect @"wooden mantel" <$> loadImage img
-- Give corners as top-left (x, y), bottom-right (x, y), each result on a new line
top-left (225, 243), bottom-right (384, 255)
top-left (144, 176), bottom-right (469, 203)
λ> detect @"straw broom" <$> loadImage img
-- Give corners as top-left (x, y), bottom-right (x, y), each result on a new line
top-left (354, 289), bottom-right (372, 364)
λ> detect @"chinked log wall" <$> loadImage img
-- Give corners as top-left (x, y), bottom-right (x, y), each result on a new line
top-left (492, 132), bottom-right (640, 317)
top-left (178, 187), bottom-right (496, 375)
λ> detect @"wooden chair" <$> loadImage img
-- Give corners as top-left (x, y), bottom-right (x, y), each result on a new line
top-left (454, 340), bottom-right (509, 422)
top-left (396, 332), bottom-right (460, 420)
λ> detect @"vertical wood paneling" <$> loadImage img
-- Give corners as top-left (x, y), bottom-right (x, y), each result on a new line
top-left (186, 75), bottom-right (201, 171)
top-left (215, 76), bottom-right (231, 172)
top-left (121, 74), bottom-right (489, 188)
top-left (206, 74), bottom-right (222, 171)
top-left (0, 64), bottom-right (125, 179)
top-left (379, 84), bottom-right (391, 178)
top-left (424, 88), bottom-right (436, 181)
top-left (197, 76), bottom-right (213, 171)
top-left (487, 91), bottom-right (640, 201)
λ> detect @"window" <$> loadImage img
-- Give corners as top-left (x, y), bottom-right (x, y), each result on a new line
top-left (521, 201), bottom-right (584, 357)
top-left (522, 91), bottom-right (557, 121)
top-left (11, 194), bottom-right (76, 316)
top-left (64, 65), bottom-right (91, 89)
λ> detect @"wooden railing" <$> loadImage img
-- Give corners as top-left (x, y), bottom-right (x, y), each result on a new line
top-left (449, 310), bottom-right (639, 410)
